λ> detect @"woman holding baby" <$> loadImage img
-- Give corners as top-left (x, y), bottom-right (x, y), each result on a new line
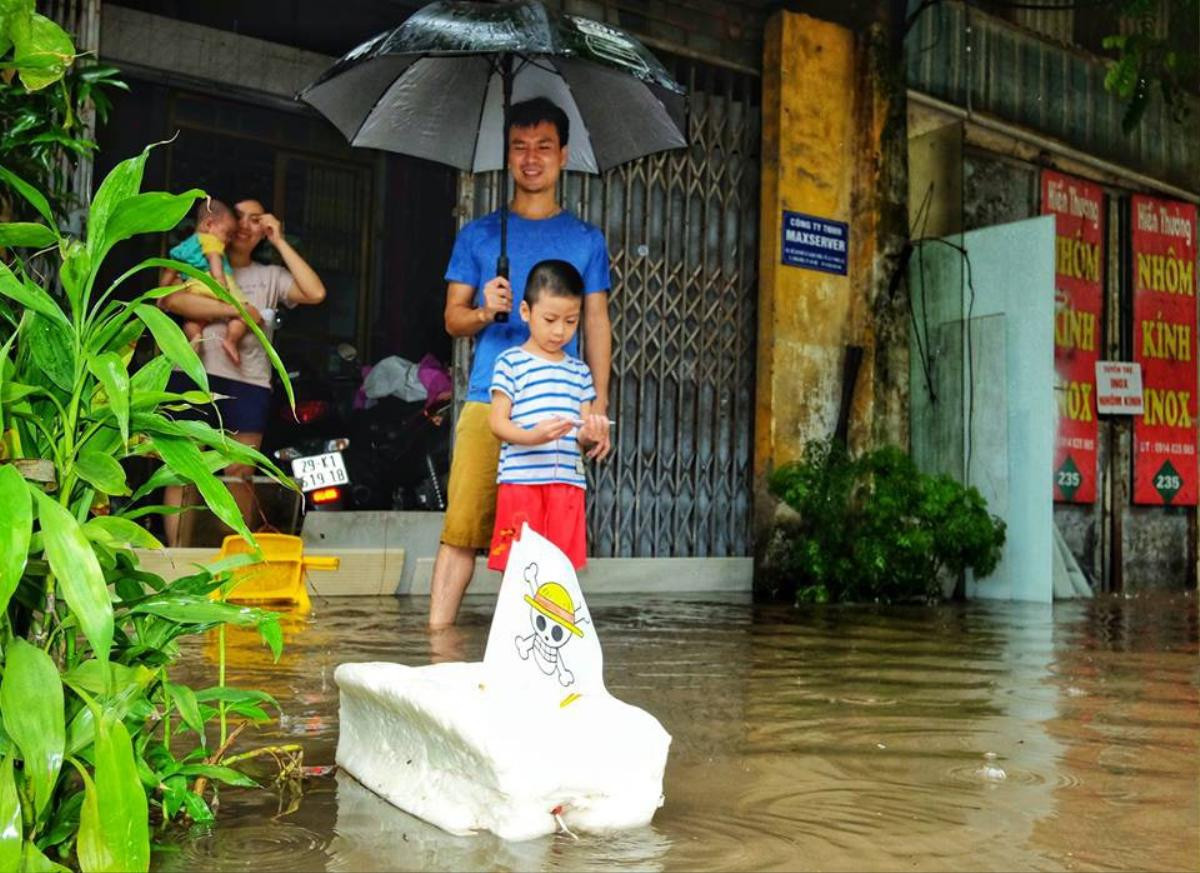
top-left (159, 197), bottom-right (328, 545)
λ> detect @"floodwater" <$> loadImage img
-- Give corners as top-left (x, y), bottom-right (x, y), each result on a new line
top-left (159, 592), bottom-right (1199, 872)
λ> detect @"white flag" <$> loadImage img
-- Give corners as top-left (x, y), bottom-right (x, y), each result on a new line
top-left (484, 523), bottom-right (605, 699)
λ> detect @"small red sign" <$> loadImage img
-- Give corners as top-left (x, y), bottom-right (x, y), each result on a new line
top-left (1042, 170), bottom-right (1104, 503)
top-left (1131, 194), bottom-right (1198, 505)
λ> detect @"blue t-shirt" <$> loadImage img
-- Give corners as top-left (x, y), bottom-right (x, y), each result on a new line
top-left (444, 210), bottom-right (611, 403)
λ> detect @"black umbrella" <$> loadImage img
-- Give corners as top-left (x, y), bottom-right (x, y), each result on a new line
top-left (299, 0), bottom-right (687, 320)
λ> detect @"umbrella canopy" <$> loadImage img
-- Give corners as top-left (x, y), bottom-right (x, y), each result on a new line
top-left (298, 0), bottom-right (687, 174)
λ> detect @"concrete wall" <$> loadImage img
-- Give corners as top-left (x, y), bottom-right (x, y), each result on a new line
top-left (754, 11), bottom-right (905, 549)
top-left (100, 4), bottom-right (331, 103)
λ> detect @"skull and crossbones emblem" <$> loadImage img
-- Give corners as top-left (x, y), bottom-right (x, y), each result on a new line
top-left (514, 563), bottom-right (585, 687)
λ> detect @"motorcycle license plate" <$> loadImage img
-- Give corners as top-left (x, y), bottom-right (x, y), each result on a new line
top-left (291, 451), bottom-right (349, 493)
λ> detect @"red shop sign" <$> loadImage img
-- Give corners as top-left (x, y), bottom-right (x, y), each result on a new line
top-left (1131, 194), bottom-right (1198, 505)
top-left (1042, 170), bottom-right (1104, 503)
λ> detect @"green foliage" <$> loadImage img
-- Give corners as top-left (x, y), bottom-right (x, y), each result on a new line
top-left (0, 1), bottom-right (74, 92)
top-left (0, 1), bottom-right (126, 224)
top-left (765, 441), bottom-right (1006, 604)
top-left (0, 150), bottom-right (297, 871)
top-left (1103, 0), bottom-right (1199, 133)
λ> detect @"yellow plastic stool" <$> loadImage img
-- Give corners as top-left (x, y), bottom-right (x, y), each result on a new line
top-left (214, 533), bottom-right (339, 610)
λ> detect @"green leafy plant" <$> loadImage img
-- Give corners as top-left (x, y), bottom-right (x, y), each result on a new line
top-left (0, 61), bottom-right (126, 224)
top-left (0, 144), bottom-right (301, 871)
top-left (763, 441), bottom-right (1006, 604)
top-left (0, 1), bottom-right (126, 226)
top-left (0, 1), bottom-right (75, 94)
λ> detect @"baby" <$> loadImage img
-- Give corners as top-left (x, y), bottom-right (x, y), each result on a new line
top-left (168, 197), bottom-right (249, 364)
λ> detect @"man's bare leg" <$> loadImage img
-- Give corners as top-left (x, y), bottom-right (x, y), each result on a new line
top-left (429, 543), bottom-right (477, 628)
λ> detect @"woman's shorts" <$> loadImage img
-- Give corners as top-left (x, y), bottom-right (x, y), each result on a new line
top-left (166, 371), bottom-right (272, 435)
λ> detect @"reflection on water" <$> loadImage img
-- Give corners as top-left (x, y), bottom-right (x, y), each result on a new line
top-left (158, 592), bottom-right (1199, 872)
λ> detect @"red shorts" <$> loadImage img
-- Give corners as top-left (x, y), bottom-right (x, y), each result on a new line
top-left (488, 482), bottom-right (587, 572)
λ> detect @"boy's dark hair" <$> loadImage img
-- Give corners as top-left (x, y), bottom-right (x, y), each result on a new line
top-left (525, 259), bottom-right (584, 305)
top-left (194, 196), bottom-right (234, 226)
top-left (506, 97), bottom-right (569, 147)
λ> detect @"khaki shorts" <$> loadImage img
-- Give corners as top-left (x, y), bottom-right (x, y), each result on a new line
top-left (440, 401), bottom-right (501, 550)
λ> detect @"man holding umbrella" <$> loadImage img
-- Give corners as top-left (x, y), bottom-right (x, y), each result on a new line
top-left (431, 96), bottom-right (612, 628)
top-left (298, 0), bottom-right (689, 628)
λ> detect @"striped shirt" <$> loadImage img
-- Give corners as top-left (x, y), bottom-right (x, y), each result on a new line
top-left (491, 348), bottom-right (596, 488)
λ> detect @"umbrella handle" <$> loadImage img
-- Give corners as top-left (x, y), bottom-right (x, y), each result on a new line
top-left (494, 259), bottom-right (508, 323)
top-left (494, 53), bottom-right (514, 324)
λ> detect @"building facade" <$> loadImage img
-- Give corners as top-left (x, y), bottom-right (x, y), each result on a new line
top-left (39, 1), bottom-right (1200, 586)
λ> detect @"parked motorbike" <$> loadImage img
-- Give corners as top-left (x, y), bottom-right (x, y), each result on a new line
top-left (262, 344), bottom-right (451, 515)
top-left (347, 394), bottom-right (451, 512)
top-left (262, 344), bottom-right (359, 513)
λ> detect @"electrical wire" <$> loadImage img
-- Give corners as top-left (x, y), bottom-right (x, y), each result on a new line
top-left (908, 182), bottom-right (940, 403)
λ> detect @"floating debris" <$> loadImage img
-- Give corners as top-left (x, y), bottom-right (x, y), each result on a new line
top-left (975, 752), bottom-right (1007, 782)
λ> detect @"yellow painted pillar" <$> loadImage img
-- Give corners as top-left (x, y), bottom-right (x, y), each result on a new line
top-left (754, 11), bottom-right (898, 546)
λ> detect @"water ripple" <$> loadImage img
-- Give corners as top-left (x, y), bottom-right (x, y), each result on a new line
top-left (158, 591), bottom-right (1199, 873)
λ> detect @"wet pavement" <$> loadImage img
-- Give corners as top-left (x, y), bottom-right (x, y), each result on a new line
top-left (158, 591), bottom-right (1199, 872)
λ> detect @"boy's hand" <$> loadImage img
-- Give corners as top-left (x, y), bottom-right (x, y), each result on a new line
top-left (481, 276), bottom-right (513, 321)
top-left (577, 414), bottom-right (611, 460)
top-left (526, 416), bottom-right (574, 445)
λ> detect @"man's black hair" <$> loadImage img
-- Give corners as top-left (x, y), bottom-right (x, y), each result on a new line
top-left (506, 97), bottom-right (569, 147)
top-left (524, 259), bottom-right (584, 305)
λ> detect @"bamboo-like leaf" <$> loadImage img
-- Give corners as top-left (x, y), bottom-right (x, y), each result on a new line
top-left (0, 756), bottom-right (21, 873)
top-left (0, 164), bottom-right (55, 228)
top-left (149, 434), bottom-right (252, 543)
top-left (171, 419), bottom-right (293, 487)
top-left (258, 615), bottom-right (283, 662)
top-left (0, 383), bottom-right (40, 404)
top-left (62, 660), bottom-right (149, 698)
top-left (83, 516), bottom-right (162, 550)
top-left (36, 789), bottom-right (83, 860)
top-left (23, 313), bottom-right (74, 393)
top-left (74, 716), bottom-right (150, 872)
top-left (62, 666), bottom-right (155, 758)
top-left (128, 356), bottom-right (172, 396)
top-left (175, 763), bottom-right (257, 788)
top-left (0, 465), bottom-right (31, 614)
top-left (30, 485), bottom-right (113, 661)
top-left (87, 147), bottom-right (151, 263)
top-left (128, 449), bottom-right (226, 502)
top-left (192, 686), bottom-right (279, 710)
top-left (95, 191), bottom-right (203, 264)
top-left (13, 13), bottom-right (75, 91)
top-left (87, 313), bottom-right (143, 360)
top-left (109, 256), bottom-right (293, 407)
top-left (0, 260), bottom-right (68, 326)
top-left (73, 451), bottom-right (130, 496)
top-left (180, 791), bottom-right (213, 823)
top-left (0, 222), bottom-right (56, 248)
top-left (59, 240), bottom-right (91, 326)
top-left (129, 596), bottom-right (270, 627)
top-left (129, 389), bottom-right (212, 411)
top-left (133, 305), bottom-right (207, 392)
top-left (0, 639), bottom-right (64, 821)
top-left (21, 841), bottom-right (71, 873)
top-left (164, 682), bottom-right (204, 741)
top-left (87, 353), bottom-right (130, 444)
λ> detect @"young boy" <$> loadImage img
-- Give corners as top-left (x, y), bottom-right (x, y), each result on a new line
top-left (168, 197), bottom-right (249, 364)
top-left (487, 260), bottom-right (610, 571)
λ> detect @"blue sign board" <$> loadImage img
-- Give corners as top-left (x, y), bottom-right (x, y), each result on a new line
top-left (781, 210), bottom-right (849, 275)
